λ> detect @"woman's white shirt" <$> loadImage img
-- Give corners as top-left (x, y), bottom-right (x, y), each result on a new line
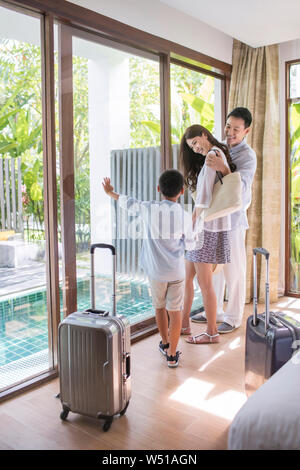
top-left (194, 146), bottom-right (231, 232)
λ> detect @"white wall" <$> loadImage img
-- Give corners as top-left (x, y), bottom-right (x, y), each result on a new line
top-left (69, 0), bottom-right (233, 65)
top-left (278, 39), bottom-right (300, 294)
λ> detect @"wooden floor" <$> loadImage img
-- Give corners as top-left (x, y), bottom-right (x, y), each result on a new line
top-left (0, 296), bottom-right (299, 451)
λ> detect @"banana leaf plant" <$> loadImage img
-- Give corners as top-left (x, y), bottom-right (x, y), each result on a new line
top-left (141, 76), bottom-right (215, 145)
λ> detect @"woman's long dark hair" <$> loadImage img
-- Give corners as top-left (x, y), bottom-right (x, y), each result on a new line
top-left (179, 124), bottom-right (236, 192)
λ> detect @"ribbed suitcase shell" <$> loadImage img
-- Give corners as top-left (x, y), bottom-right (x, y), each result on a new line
top-left (57, 243), bottom-right (131, 431)
top-left (58, 311), bottom-right (131, 421)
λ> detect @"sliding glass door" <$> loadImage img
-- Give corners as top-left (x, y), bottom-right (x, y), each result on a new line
top-left (0, 5), bottom-right (52, 393)
top-left (287, 61), bottom-right (300, 295)
top-left (55, 26), bottom-right (163, 324)
top-left (55, 28), bottom-right (224, 323)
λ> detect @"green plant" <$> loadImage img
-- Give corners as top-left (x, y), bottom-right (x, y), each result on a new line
top-left (21, 154), bottom-right (44, 226)
top-left (0, 39), bottom-right (42, 158)
top-left (290, 102), bottom-right (300, 288)
top-left (140, 73), bottom-right (215, 145)
top-left (0, 40), bottom-right (92, 239)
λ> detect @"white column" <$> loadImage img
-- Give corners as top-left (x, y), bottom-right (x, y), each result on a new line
top-left (88, 50), bottom-right (130, 276)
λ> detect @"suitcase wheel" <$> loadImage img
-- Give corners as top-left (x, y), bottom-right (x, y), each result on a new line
top-left (103, 417), bottom-right (113, 432)
top-left (60, 408), bottom-right (69, 421)
top-left (120, 401), bottom-right (129, 416)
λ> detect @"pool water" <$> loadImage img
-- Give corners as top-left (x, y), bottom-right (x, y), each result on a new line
top-left (0, 276), bottom-right (203, 371)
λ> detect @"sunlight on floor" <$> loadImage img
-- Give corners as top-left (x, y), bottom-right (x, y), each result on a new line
top-left (169, 377), bottom-right (247, 421)
top-left (197, 338), bottom-right (241, 372)
top-left (229, 337), bottom-right (241, 350)
top-left (275, 298), bottom-right (300, 310)
top-left (198, 351), bottom-right (225, 372)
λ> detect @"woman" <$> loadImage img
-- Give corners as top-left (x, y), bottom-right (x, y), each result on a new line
top-left (180, 124), bottom-right (236, 344)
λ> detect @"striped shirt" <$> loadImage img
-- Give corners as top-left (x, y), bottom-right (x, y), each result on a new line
top-left (229, 140), bottom-right (257, 230)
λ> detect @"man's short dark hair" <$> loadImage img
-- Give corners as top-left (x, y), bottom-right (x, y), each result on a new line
top-left (227, 107), bottom-right (252, 128)
top-left (159, 169), bottom-right (184, 198)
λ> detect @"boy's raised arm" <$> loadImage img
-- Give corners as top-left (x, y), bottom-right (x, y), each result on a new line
top-left (102, 177), bottom-right (119, 201)
top-left (102, 177), bottom-right (143, 216)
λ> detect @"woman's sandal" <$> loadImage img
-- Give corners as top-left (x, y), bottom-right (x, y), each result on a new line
top-left (159, 341), bottom-right (170, 356)
top-left (180, 326), bottom-right (191, 335)
top-left (186, 332), bottom-right (220, 344)
top-left (166, 351), bottom-right (181, 368)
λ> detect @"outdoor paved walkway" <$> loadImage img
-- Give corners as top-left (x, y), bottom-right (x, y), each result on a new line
top-left (0, 262), bottom-right (49, 298)
top-left (0, 262), bottom-right (89, 298)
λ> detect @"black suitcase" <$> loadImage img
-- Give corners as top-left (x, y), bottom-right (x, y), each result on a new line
top-left (245, 247), bottom-right (300, 396)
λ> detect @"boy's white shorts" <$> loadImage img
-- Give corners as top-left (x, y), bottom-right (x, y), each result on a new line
top-left (148, 278), bottom-right (185, 311)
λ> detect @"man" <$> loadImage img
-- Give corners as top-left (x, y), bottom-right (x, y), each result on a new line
top-left (192, 107), bottom-right (257, 333)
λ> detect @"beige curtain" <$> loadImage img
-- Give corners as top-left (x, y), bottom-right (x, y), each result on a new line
top-left (228, 39), bottom-right (281, 303)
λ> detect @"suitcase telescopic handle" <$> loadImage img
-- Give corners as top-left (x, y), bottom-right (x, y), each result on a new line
top-left (253, 247), bottom-right (270, 259)
top-left (90, 243), bottom-right (116, 316)
top-left (253, 247), bottom-right (270, 333)
top-left (90, 243), bottom-right (116, 255)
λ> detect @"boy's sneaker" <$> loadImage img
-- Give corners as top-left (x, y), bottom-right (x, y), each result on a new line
top-left (191, 314), bottom-right (207, 323)
top-left (191, 313), bottom-right (224, 323)
top-left (159, 341), bottom-right (169, 356)
top-left (166, 351), bottom-right (181, 368)
top-left (217, 322), bottom-right (236, 334)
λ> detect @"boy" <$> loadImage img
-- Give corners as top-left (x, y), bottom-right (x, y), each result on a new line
top-left (102, 169), bottom-right (196, 368)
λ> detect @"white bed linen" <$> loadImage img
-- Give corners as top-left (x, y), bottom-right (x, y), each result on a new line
top-left (228, 356), bottom-right (300, 450)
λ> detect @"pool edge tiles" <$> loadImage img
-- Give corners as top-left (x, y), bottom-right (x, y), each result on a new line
top-left (0, 349), bottom-right (50, 390)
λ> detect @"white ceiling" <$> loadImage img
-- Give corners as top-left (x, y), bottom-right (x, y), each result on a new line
top-left (160, 0), bottom-right (300, 48)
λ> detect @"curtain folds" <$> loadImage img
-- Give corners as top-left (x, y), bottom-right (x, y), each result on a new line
top-left (228, 39), bottom-right (281, 303)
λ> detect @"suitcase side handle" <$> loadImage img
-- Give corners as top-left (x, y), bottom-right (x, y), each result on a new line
top-left (90, 243), bottom-right (116, 316)
top-left (253, 247), bottom-right (270, 333)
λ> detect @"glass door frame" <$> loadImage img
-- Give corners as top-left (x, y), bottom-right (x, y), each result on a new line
top-left (285, 59), bottom-right (300, 298)
top-left (1, 0), bottom-right (231, 401)
top-left (0, 3), bottom-right (60, 401)
top-left (57, 23), bottom-right (167, 341)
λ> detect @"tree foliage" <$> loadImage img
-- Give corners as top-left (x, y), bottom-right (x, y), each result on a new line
top-left (0, 40), bottom-right (91, 233)
top-left (129, 60), bottom-right (216, 146)
top-left (290, 102), bottom-right (300, 271)
top-left (0, 39), bottom-right (44, 231)
top-left (72, 55), bottom-right (90, 226)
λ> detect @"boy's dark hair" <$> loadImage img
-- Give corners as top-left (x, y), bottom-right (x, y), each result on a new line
top-left (227, 107), bottom-right (252, 128)
top-left (159, 169), bottom-right (184, 198)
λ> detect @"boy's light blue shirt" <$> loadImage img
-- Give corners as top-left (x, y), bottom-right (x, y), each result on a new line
top-left (118, 195), bottom-right (196, 282)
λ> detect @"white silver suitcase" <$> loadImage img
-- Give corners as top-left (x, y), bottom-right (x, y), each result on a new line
top-left (58, 243), bottom-right (131, 431)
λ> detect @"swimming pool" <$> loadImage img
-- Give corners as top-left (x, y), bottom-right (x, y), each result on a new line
top-left (0, 276), bottom-right (203, 390)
